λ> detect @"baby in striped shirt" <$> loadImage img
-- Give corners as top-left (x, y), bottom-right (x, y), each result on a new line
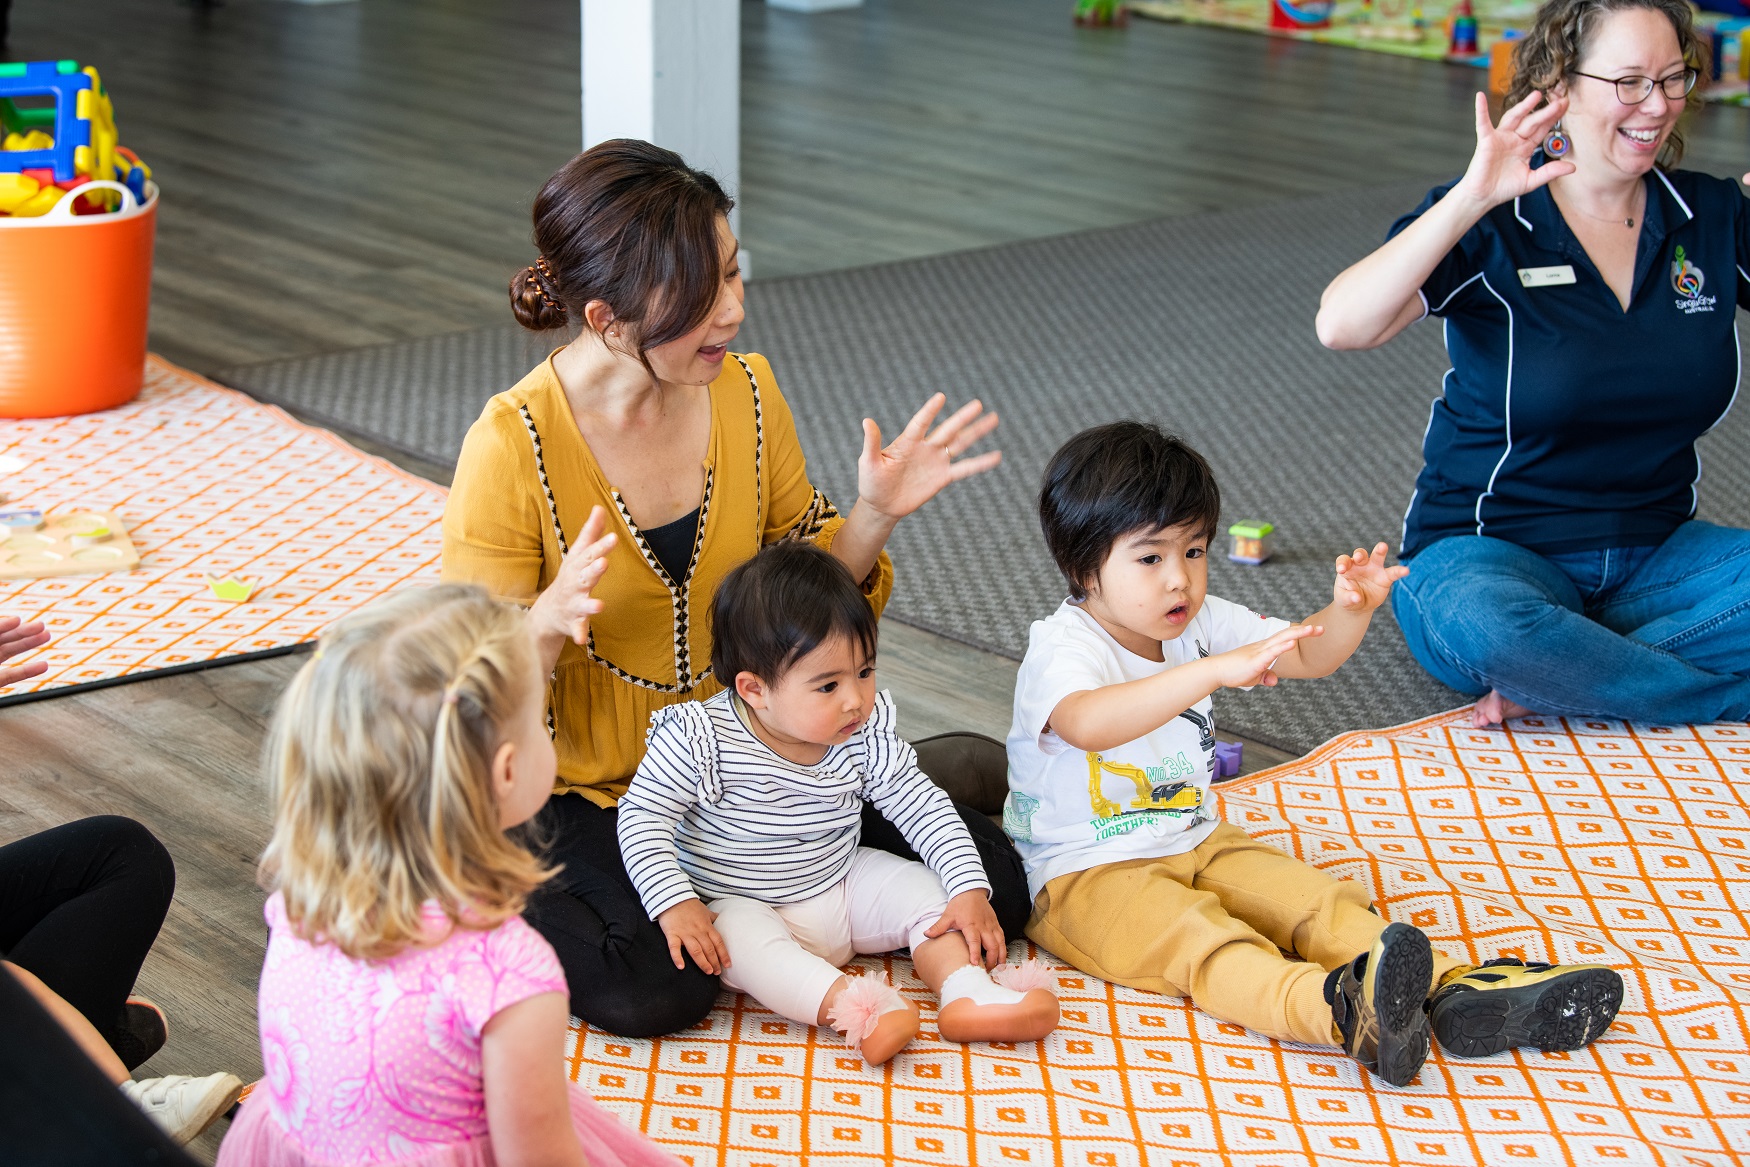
top-left (618, 541), bottom-right (1060, 1064)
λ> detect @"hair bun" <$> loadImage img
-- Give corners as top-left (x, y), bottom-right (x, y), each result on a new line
top-left (510, 263), bottom-right (568, 331)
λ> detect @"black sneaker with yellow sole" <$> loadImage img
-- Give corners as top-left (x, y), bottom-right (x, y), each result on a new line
top-left (1429, 958), bottom-right (1623, 1057)
top-left (1325, 921), bottom-right (1434, 1088)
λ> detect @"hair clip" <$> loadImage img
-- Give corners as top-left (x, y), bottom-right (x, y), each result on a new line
top-left (531, 256), bottom-right (565, 314)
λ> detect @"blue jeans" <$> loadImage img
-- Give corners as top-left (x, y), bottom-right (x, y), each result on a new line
top-left (1391, 521), bottom-right (1750, 723)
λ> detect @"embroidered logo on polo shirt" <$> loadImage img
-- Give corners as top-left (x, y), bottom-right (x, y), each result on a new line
top-left (1672, 245), bottom-right (1716, 314)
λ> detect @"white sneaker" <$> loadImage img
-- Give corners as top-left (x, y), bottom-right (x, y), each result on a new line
top-left (121, 1072), bottom-right (244, 1144)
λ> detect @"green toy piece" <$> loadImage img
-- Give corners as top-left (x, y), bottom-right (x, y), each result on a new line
top-left (1227, 520), bottom-right (1275, 565)
top-left (1074, 0), bottom-right (1130, 27)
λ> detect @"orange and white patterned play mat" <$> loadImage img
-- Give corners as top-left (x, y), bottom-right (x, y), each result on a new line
top-left (566, 710), bottom-right (1750, 1167)
top-left (0, 357), bottom-right (446, 702)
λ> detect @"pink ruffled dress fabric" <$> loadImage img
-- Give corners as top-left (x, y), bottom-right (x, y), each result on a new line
top-left (216, 894), bottom-right (678, 1167)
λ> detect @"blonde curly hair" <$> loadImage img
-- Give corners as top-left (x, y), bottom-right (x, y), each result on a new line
top-left (260, 584), bottom-right (554, 961)
top-left (1506, 0), bottom-right (1709, 169)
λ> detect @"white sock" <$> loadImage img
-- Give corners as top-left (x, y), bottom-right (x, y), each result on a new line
top-left (939, 964), bottom-right (1028, 1008)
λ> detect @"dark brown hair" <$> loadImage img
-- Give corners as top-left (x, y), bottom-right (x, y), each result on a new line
top-left (1507, 0), bottom-right (1707, 168)
top-left (509, 140), bottom-right (735, 349)
top-left (1039, 422), bottom-right (1223, 602)
top-left (710, 541), bottom-right (878, 686)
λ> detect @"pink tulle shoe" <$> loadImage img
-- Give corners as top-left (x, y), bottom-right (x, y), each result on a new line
top-left (826, 974), bottom-right (920, 1065)
top-left (992, 959), bottom-right (1059, 994)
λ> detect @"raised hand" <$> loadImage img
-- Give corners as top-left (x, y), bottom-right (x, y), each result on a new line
top-left (1454, 90), bottom-right (1574, 210)
top-left (0, 615), bottom-right (50, 688)
top-left (1205, 624), bottom-right (1322, 690)
top-left (1332, 541), bottom-right (1409, 611)
top-left (530, 505), bottom-right (616, 650)
top-left (857, 394), bottom-right (1001, 522)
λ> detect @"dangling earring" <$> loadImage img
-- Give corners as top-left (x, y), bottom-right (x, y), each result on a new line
top-left (1542, 120), bottom-right (1571, 159)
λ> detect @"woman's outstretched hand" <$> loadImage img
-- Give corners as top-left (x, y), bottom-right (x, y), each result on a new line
top-left (0, 615), bottom-right (50, 688)
top-left (1454, 90), bottom-right (1574, 210)
top-left (530, 505), bottom-right (616, 657)
top-left (857, 394), bottom-right (1001, 522)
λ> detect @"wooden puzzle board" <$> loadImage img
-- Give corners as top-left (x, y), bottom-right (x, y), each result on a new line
top-left (561, 709), bottom-right (1749, 1167)
top-left (0, 356), bottom-right (446, 703)
top-left (0, 508), bottom-right (141, 581)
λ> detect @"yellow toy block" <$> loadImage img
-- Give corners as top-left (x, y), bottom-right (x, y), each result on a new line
top-left (0, 171), bottom-right (39, 212)
top-left (10, 185), bottom-right (62, 217)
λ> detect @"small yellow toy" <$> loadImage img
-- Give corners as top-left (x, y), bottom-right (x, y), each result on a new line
top-left (204, 575), bottom-right (260, 603)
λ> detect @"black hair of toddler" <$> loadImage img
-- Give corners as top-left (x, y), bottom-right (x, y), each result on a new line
top-left (710, 540), bottom-right (879, 686)
top-left (1039, 421), bottom-right (1223, 601)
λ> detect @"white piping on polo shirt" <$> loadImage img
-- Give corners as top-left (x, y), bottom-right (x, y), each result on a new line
top-left (1653, 169), bottom-right (1694, 221)
top-left (1474, 274), bottom-right (1516, 535)
top-left (1401, 369), bottom-right (1448, 551)
top-left (1691, 317), bottom-right (1743, 516)
top-left (1430, 271), bottom-right (1485, 314)
top-left (1514, 196), bottom-right (1533, 232)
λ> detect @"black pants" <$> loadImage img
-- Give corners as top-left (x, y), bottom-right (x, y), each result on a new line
top-left (0, 817), bottom-right (176, 1064)
top-left (0, 964), bottom-right (199, 1167)
top-left (523, 794), bottom-right (1030, 1038)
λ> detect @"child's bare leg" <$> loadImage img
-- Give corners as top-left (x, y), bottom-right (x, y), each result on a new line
top-left (913, 932), bottom-right (1059, 1044)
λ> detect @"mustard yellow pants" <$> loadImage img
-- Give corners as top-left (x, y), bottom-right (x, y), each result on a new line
top-left (1026, 822), bottom-right (1465, 1047)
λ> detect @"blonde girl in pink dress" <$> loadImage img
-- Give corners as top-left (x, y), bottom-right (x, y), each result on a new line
top-left (217, 585), bottom-right (679, 1167)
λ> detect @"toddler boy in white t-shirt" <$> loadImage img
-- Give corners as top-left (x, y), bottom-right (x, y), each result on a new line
top-left (1005, 421), bottom-right (1623, 1087)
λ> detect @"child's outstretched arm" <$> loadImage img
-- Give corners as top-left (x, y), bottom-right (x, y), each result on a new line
top-left (1050, 623), bottom-right (1320, 753)
top-left (482, 991), bottom-right (588, 1167)
top-left (1272, 541), bottom-right (1408, 679)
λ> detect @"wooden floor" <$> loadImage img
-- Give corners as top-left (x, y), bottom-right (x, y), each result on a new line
top-left (0, 1), bottom-right (1739, 1161)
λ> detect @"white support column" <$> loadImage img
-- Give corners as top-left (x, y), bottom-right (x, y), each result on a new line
top-left (581, 0), bottom-right (741, 232)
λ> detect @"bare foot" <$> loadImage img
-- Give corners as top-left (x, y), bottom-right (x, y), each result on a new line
top-left (1471, 690), bottom-right (1534, 728)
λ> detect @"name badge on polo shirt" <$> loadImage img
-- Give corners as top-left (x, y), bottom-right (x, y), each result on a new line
top-left (1518, 265), bottom-right (1576, 288)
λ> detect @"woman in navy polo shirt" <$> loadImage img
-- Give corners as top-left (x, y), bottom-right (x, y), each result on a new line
top-left (1317, 0), bottom-right (1750, 727)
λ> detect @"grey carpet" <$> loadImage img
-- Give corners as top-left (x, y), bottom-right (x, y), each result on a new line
top-left (219, 180), bottom-right (1750, 754)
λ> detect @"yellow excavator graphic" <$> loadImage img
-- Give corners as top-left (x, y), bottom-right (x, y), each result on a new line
top-left (1087, 752), bottom-right (1203, 820)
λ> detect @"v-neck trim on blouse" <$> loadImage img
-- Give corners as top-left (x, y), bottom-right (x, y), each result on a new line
top-left (541, 350), bottom-right (720, 594)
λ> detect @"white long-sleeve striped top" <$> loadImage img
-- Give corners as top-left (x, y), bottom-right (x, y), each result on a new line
top-left (617, 689), bottom-right (990, 920)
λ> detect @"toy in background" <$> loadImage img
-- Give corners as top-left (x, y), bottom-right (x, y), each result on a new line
top-left (1708, 20), bottom-right (1750, 93)
top-left (1355, 0), bottom-right (1429, 44)
top-left (1213, 740), bottom-right (1244, 779)
top-left (0, 503), bottom-right (140, 580)
top-left (1447, 0), bottom-right (1479, 55)
top-left (1270, 0), bottom-right (1336, 31)
top-left (1488, 27), bottom-right (1524, 94)
top-left (1227, 520), bottom-right (1275, 565)
top-left (1074, 0), bottom-right (1131, 25)
top-left (0, 60), bottom-right (154, 219)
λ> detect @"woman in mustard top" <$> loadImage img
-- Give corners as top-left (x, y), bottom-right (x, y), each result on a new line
top-left (442, 141), bottom-right (1021, 1038)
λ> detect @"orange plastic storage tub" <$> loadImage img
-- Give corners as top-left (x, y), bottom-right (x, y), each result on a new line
top-left (0, 179), bottom-right (157, 419)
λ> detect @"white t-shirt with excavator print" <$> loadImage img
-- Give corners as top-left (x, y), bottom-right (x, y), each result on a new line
top-left (1003, 596), bottom-right (1291, 900)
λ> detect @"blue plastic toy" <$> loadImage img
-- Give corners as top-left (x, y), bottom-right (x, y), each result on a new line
top-left (0, 61), bottom-right (93, 184)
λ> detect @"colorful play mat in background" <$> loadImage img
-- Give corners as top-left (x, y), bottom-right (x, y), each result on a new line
top-left (1131, 0), bottom-right (1750, 106)
top-left (0, 357), bottom-right (446, 705)
top-left (566, 709), bottom-right (1750, 1167)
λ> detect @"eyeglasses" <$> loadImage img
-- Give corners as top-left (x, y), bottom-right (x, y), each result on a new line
top-left (1570, 67), bottom-right (1698, 105)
